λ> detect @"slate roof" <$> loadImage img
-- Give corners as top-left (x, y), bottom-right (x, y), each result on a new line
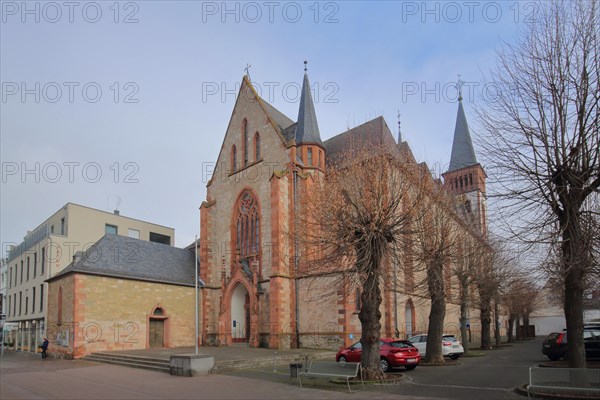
top-left (448, 100), bottom-right (478, 172)
top-left (260, 98), bottom-right (295, 133)
top-left (324, 116), bottom-right (399, 165)
top-left (295, 73), bottom-right (323, 145)
top-left (47, 234), bottom-right (196, 287)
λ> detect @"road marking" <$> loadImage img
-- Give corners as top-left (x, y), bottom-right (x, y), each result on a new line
top-left (408, 381), bottom-right (511, 392)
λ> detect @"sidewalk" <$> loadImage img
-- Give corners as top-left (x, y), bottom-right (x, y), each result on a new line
top-left (1, 351), bottom-right (425, 400)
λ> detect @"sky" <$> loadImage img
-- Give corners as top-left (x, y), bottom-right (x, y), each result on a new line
top-left (1, 0), bottom-right (536, 253)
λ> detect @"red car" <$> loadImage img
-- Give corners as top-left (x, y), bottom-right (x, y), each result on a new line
top-left (335, 338), bottom-right (421, 372)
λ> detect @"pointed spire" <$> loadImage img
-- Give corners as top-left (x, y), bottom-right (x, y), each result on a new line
top-left (448, 97), bottom-right (478, 172)
top-left (295, 61), bottom-right (322, 145)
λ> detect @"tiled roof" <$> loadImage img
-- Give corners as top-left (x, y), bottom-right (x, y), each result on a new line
top-left (47, 234), bottom-right (196, 287)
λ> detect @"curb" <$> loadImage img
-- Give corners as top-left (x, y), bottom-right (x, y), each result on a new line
top-left (514, 384), bottom-right (600, 400)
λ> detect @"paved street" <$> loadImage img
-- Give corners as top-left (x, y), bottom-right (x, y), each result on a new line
top-left (373, 338), bottom-right (542, 399)
top-left (222, 338), bottom-right (543, 400)
top-left (0, 339), bottom-right (543, 400)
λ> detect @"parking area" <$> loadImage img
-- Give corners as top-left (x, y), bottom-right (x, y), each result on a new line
top-left (1, 338), bottom-right (556, 400)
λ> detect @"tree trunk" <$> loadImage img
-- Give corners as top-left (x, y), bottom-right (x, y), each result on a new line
top-left (562, 218), bottom-right (587, 369)
top-left (523, 314), bottom-right (530, 338)
top-left (479, 294), bottom-right (492, 350)
top-left (494, 300), bottom-right (501, 346)
top-left (358, 269), bottom-right (384, 380)
top-left (425, 260), bottom-right (446, 363)
top-left (507, 314), bottom-right (515, 343)
top-left (459, 276), bottom-right (470, 355)
top-left (515, 315), bottom-right (522, 341)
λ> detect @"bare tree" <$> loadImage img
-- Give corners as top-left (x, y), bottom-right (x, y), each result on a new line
top-left (412, 185), bottom-right (462, 363)
top-left (474, 247), bottom-right (497, 350)
top-left (452, 229), bottom-right (485, 355)
top-left (479, 0), bottom-right (599, 368)
top-left (297, 149), bottom-right (423, 379)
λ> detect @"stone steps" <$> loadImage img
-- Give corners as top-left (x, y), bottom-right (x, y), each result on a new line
top-left (83, 350), bottom-right (337, 374)
top-left (211, 351), bottom-right (337, 373)
top-left (83, 353), bottom-right (171, 373)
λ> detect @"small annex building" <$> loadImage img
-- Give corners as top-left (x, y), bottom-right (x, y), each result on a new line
top-left (45, 234), bottom-right (197, 359)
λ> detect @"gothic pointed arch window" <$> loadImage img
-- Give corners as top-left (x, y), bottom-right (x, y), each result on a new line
top-left (254, 132), bottom-right (260, 161)
top-left (232, 145), bottom-right (237, 173)
top-left (235, 191), bottom-right (260, 257)
top-left (242, 119), bottom-right (249, 167)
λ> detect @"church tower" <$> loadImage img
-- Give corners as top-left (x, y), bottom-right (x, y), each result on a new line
top-left (441, 86), bottom-right (487, 235)
top-left (294, 62), bottom-right (326, 174)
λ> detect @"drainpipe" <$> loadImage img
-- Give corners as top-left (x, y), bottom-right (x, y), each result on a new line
top-left (195, 235), bottom-right (199, 355)
top-left (293, 170), bottom-right (300, 348)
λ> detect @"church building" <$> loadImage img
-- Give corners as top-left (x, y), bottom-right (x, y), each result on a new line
top-left (198, 67), bottom-right (488, 350)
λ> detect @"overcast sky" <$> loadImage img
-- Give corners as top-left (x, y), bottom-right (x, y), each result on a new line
top-left (1, 1), bottom-right (535, 253)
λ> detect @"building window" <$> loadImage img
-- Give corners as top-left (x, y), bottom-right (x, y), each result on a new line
top-left (232, 145), bottom-right (237, 172)
top-left (19, 291), bottom-right (22, 315)
top-left (25, 295), bottom-right (28, 315)
top-left (41, 247), bottom-right (45, 275)
top-left (40, 284), bottom-right (44, 312)
top-left (355, 289), bottom-right (361, 312)
top-left (13, 293), bottom-right (16, 316)
top-left (50, 225), bottom-right (54, 234)
top-left (469, 173), bottom-right (473, 185)
top-left (235, 190), bottom-right (260, 258)
top-left (318, 150), bottom-right (323, 168)
top-left (242, 119), bottom-right (248, 167)
top-left (20, 260), bottom-right (23, 284)
top-left (26, 257), bottom-right (30, 281)
top-left (105, 224), bottom-right (118, 235)
top-left (254, 132), bottom-right (260, 161)
top-left (33, 252), bottom-right (37, 278)
top-left (32, 287), bottom-right (36, 315)
top-left (153, 307), bottom-right (164, 316)
top-left (7, 295), bottom-right (10, 317)
top-left (61, 217), bottom-right (66, 235)
top-left (149, 232), bottom-right (170, 245)
top-left (307, 148), bottom-right (313, 166)
top-left (128, 229), bottom-right (140, 239)
top-left (58, 287), bottom-right (63, 325)
top-left (9, 267), bottom-right (11, 289)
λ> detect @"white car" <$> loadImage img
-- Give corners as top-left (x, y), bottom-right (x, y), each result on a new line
top-left (408, 334), bottom-right (464, 360)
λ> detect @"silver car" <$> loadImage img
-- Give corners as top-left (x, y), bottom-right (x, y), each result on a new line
top-left (408, 334), bottom-right (464, 360)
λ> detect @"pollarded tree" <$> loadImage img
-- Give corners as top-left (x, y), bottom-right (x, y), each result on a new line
top-left (412, 183), bottom-right (460, 364)
top-left (452, 230), bottom-right (488, 355)
top-left (479, 0), bottom-right (599, 367)
top-left (297, 148), bottom-right (424, 379)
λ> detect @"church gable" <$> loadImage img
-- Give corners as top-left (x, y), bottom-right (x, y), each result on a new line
top-left (209, 76), bottom-right (294, 188)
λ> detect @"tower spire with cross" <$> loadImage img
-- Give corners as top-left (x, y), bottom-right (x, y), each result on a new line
top-left (456, 73), bottom-right (464, 102)
top-left (244, 64), bottom-right (252, 81)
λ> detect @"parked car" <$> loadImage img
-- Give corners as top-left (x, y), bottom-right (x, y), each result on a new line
top-left (542, 325), bottom-right (600, 361)
top-left (408, 334), bottom-right (465, 360)
top-left (336, 338), bottom-right (421, 372)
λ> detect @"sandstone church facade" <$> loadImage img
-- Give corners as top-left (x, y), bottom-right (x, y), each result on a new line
top-left (198, 69), bottom-right (488, 350)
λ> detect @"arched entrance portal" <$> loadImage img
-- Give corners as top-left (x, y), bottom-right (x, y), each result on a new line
top-left (405, 300), bottom-right (415, 338)
top-left (231, 284), bottom-right (250, 343)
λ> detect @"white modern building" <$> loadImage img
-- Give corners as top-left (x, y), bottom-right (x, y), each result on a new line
top-left (4, 203), bottom-right (174, 353)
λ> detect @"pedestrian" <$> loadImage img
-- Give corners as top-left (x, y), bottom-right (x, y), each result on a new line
top-left (40, 337), bottom-right (49, 359)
